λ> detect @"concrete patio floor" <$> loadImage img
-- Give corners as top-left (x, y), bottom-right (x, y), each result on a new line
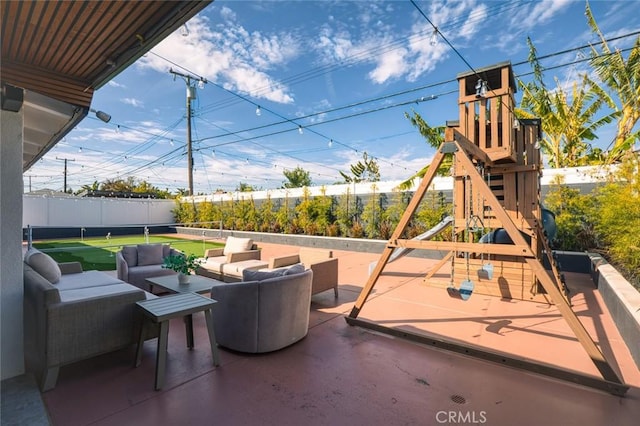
top-left (38, 242), bottom-right (640, 425)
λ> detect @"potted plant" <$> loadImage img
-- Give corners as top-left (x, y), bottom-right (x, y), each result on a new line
top-left (162, 253), bottom-right (202, 284)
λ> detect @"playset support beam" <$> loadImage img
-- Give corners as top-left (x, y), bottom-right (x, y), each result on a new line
top-left (346, 130), bottom-right (627, 395)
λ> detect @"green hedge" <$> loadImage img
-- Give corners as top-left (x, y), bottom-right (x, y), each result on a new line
top-left (175, 155), bottom-right (640, 287)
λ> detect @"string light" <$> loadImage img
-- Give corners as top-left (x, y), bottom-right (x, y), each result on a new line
top-left (298, 125), bottom-right (303, 135)
top-left (430, 28), bottom-right (438, 46)
top-left (475, 79), bottom-right (488, 98)
top-left (255, 106), bottom-right (261, 116)
top-left (328, 139), bottom-right (333, 148)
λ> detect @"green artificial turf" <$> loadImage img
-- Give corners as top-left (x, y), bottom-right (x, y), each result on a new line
top-left (32, 235), bottom-right (223, 271)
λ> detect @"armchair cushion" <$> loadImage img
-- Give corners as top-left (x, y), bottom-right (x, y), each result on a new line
top-left (137, 244), bottom-right (163, 266)
top-left (25, 248), bottom-right (62, 284)
top-left (243, 268), bottom-right (287, 282)
top-left (223, 236), bottom-right (253, 255)
top-left (121, 246), bottom-right (138, 267)
top-left (284, 263), bottom-right (306, 275)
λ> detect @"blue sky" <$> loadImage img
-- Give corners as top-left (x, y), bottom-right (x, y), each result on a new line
top-left (25, 0), bottom-right (640, 194)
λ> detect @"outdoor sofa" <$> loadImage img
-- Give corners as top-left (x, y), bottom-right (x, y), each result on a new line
top-left (196, 236), bottom-right (262, 281)
top-left (116, 243), bottom-right (181, 292)
top-left (23, 247), bottom-right (157, 391)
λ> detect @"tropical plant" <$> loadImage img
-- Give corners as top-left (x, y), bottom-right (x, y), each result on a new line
top-left (361, 183), bottom-right (382, 238)
top-left (340, 152), bottom-right (380, 183)
top-left (585, 2), bottom-right (640, 163)
top-left (399, 111), bottom-right (452, 190)
top-left (518, 38), bottom-right (613, 168)
top-left (591, 152), bottom-right (640, 281)
top-left (543, 177), bottom-right (598, 251)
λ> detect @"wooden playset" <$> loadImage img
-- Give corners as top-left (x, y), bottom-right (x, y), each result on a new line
top-left (346, 62), bottom-right (628, 396)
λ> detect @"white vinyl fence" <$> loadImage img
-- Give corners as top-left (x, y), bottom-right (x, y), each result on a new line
top-left (23, 195), bottom-right (175, 227)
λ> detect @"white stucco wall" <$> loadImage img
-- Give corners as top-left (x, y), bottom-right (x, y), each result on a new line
top-left (1, 108), bottom-right (25, 379)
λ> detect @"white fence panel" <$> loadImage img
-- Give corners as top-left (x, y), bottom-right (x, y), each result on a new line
top-left (23, 195), bottom-right (175, 227)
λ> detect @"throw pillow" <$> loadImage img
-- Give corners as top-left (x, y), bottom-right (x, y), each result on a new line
top-left (121, 245), bottom-right (138, 267)
top-left (25, 247), bottom-right (62, 284)
top-left (162, 244), bottom-right (171, 258)
top-left (223, 236), bottom-right (253, 255)
top-left (137, 244), bottom-right (163, 266)
top-left (284, 263), bottom-right (306, 275)
top-left (242, 268), bottom-right (286, 282)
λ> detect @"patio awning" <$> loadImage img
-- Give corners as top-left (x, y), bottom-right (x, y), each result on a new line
top-left (1, 0), bottom-right (212, 171)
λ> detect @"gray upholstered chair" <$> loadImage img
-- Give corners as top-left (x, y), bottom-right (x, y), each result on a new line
top-left (209, 268), bottom-right (313, 353)
top-left (116, 243), bottom-right (181, 292)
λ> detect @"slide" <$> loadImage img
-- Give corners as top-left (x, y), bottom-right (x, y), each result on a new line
top-left (388, 215), bottom-right (454, 263)
top-left (369, 216), bottom-right (454, 275)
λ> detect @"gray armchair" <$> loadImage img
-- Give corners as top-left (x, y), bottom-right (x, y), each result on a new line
top-left (209, 268), bottom-right (313, 353)
top-left (116, 243), bottom-right (181, 292)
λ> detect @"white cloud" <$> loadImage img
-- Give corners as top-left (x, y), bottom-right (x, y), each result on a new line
top-left (136, 15), bottom-right (298, 104)
top-left (368, 47), bottom-right (409, 84)
top-left (108, 80), bottom-right (126, 88)
top-left (121, 97), bottom-right (143, 108)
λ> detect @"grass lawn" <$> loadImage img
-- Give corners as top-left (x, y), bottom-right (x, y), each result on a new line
top-left (33, 235), bottom-right (223, 271)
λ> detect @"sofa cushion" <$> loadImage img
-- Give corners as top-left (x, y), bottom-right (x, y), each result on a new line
top-left (54, 270), bottom-right (123, 291)
top-left (58, 283), bottom-right (144, 303)
top-left (243, 268), bottom-right (287, 282)
top-left (137, 244), bottom-right (163, 266)
top-left (121, 246), bottom-right (138, 267)
top-left (127, 265), bottom-right (177, 290)
top-left (162, 244), bottom-right (171, 258)
top-left (24, 248), bottom-right (62, 284)
top-left (223, 237), bottom-right (253, 255)
top-left (284, 263), bottom-right (306, 276)
top-left (200, 257), bottom-right (226, 274)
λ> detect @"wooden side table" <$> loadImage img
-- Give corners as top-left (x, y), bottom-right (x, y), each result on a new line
top-left (135, 293), bottom-right (220, 390)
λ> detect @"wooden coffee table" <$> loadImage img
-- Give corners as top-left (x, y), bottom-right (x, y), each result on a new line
top-left (146, 274), bottom-right (224, 295)
top-left (135, 292), bottom-right (220, 390)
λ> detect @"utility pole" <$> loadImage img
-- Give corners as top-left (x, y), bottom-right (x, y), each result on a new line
top-left (55, 157), bottom-right (75, 193)
top-left (169, 68), bottom-right (206, 196)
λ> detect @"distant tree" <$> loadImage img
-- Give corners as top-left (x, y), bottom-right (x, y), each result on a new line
top-left (176, 188), bottom-right (189, 197)
top-left (236, 182), bottom-right (257, 192)
top-left (340, 152), bottom-right (380, 183)
top-left (101, 177), bottom-right (135, 192)
top-left (77, 180), bottom-right (99, 194)
top-left (283, 166), bottom-right (312, 188)
top-left (96, 177), bottom-right (172, 198)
